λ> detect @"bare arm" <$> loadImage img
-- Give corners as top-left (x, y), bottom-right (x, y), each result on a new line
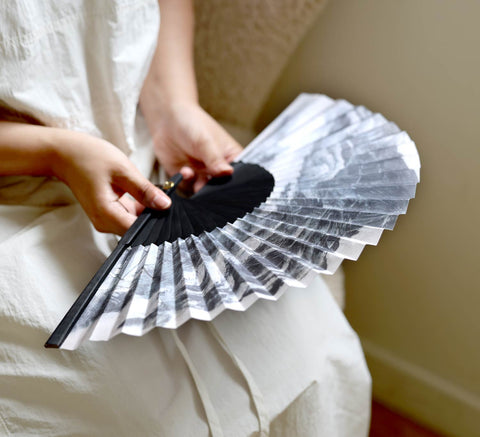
top-left (140, 0), bottom-right (197, 111)
top-left (0, 122), bottom-right (57, 177)
top-left (0, 121), bottom-right (171, 235)
top-left (140, 0), bottom-right (242, 192)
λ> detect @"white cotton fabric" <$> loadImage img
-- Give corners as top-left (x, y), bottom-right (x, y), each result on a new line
top-left (0, 1), bottom-right (371, 436)
top-left (0, 0), bottom-right (159, 156)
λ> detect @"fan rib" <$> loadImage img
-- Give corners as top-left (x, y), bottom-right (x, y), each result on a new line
top-left (61, 248), bottom-right (135, 349)
top-left (188, 236), bottom-right (246, 311)
top-left (236, 216), bottom-right (365, 261)
top-left (119, 244), bottom-right (159, 336)
top-left (201, 232), bottom-right (281, 301)
top-left (89, 246), bottom-right (149, 342)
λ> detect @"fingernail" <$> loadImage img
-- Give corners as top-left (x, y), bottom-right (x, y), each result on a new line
top-left (180, 166), bottom-right (195, 180)
top-left (153, 194), bottom-right (171, 209)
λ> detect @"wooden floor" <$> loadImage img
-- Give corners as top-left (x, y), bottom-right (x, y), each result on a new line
top-left (370, 401), bottom-right (446, 437)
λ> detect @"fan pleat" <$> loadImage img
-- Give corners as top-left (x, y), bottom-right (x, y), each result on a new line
top-left (299, 115), bottom-right (394, 152)
top-left (266, 198), bottom-right (410, 215)
top-left (278, 107), bottom-right (373, 151)
top-left (310, 169), bottom-right (419, 189)
top-left (224, 222), bottom-right (343, 275)
top-left (89, 246), bottom-right (149, 341)
top-left (127, 244), bottom-right (166, 336)
top-left (201, 232), bottom-right (282, 300)
top-left (253, 205), bottom-right (397, 229)
top-left (234, 216), bottom-right (364, 261)
top-left (241, 94), bottom-right (334, 154)
top-left (246, 212), bottom-right (383, 246)
top-left (210, 228), bottom-right (304, 290)
top-left (240, 95), bottom-right (338, 160)
top-left (182, 200), bottom-right (220, 234)
top-left (188, 236), bottom-right (246, 311)
top-left (59, 248), bottom-right (134, 349)
top-left (326, 157), bottom-right (419, 179)
top-left (119, 244), bottom-right (159, 336)
top-left (147, 242), bottom-right (175, 328)
top-left (224, 223), bottom-right (326, 277)
top-left (184, 198), bottom-right (230, 230)
top-left (171, 240), bottom-right (197, 322)
top-left (176, 202), bottom-right (196, 237)
top-left (269, 137), bottom-right (418, 187)
top-left (244, 112), bottom-right (387, 168)
top-left (284, 185), bottom-right (417, 200)
top-left (242, 102), bottom-right (358, 165)
top-left (280, 107), bottom-right (367, 150)
top-left (180, 238), bottom-right (224, 319)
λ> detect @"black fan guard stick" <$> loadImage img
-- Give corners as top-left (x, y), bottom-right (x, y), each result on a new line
top-left (45, 173), bottom-right (183, 348)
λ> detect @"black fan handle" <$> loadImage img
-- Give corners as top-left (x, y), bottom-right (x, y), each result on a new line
top-left (45, 173), bottom-right (183, 348)
top-left (120, 173), bottom-right (183, 245)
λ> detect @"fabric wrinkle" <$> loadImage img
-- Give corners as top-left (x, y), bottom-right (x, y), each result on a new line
top-left (208, 323), bottom-right (270, 437)
top-left (171, 329), bottom-right (224, 437)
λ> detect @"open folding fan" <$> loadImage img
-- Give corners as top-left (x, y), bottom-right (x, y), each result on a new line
top-left (46, 93), bottom-right (420, 349)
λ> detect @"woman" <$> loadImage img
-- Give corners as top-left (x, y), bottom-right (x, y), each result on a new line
top-left (0, 1), bottom-right (370, 435)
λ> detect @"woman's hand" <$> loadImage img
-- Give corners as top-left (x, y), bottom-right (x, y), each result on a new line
top-left (51, 129), bottom-right (171, 235)
top-left (139, 0), bottom-right (243, 192)
top-left (149, 100), bottom-right (243, 192)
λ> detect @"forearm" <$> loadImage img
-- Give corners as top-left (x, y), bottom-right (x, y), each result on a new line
top-left (139, 0), bottom-right (197, 130)
top-left (0, 121), bottom-right (61, 177)
top-left (137, 0), bottom-right (242, 189)
top-left (0, 121), bottom-right (93, 183)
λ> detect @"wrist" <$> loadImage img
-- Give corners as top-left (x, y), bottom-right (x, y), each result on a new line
top-left (0, 122), bottom-right (64, 178)
top-left (140, 77), bottom-right (198, 109)
top-left (140, 88), bottom-right (199, 134)
top-left (47, 128), bottom-right (89, 183)
top-left (139, 63), bottom-right (198, 134)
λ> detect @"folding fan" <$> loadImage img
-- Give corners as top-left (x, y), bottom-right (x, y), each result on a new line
top-left (46, 93), bottom-right (420, 350)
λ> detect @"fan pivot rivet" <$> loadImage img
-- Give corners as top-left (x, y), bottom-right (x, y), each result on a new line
top-left (162, 181), bottom-right (175, 190)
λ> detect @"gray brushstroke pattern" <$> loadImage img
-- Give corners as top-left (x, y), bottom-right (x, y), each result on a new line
top-left (61, 93), bottom-right (420, 349)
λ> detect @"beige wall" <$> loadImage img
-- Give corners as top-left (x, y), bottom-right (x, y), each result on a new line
top-left (258, 1), bottom-right (480, 436)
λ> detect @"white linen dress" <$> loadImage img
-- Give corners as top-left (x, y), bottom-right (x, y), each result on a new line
top-left (0, 1), bottom-right (371, 436)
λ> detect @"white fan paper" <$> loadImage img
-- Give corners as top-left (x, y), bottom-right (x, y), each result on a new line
top-left (50, 94), bottom-right (420, 350)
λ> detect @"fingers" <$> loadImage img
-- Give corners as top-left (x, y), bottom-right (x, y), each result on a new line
top-left (118, 193), bottom-right (145, 216)
top-left (196, 137), bottom-right (236, 177)
top-left (107, 203), bottom-right (137, 235)
top-left (180, 133), bottom-right (242, 192)
top-left (114, 167), bottom-right (171, 210)
top-left (179, 165), bottom-right (195, 180)
top-left (93, 168), bottom-right (172, 236)
top-left (151, 101), bottom-right (245, 193)
top-left (225, 138), bottom-right (243, 161)
top-left (87, 199), bottom-right (138, 235)
top-left (193, 174), bottom-right (210, 193)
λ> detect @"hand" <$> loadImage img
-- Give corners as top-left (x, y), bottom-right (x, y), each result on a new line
top-left (51, 130), bottom-right (171, 235)
top-left (149, 101), bottom-right (243, 192)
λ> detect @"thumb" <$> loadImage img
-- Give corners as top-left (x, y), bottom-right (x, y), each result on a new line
top-left (114, 168), bottom-right (171, 210)
top-left (196, 138), bottom-right (233, 177)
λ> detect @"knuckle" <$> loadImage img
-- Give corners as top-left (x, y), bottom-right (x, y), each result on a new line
top-left (89, 205), bottom-right (112, 233)
top-left (139, 181), bottom-right (157, 204)
top-left (192, 134), bottom-right (213, 154)
top-left (90, 216), bottom-right (106, 233)
top-left (91, 217), bottom-right (108, 233)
